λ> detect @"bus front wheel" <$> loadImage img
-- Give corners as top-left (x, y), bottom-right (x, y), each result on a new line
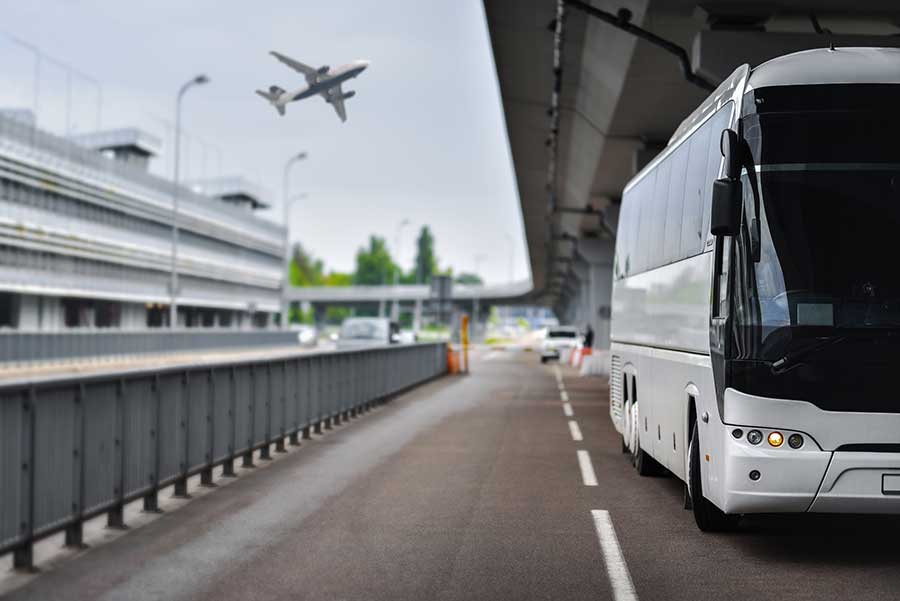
top-left (688, 420), bottom-right (738, 532)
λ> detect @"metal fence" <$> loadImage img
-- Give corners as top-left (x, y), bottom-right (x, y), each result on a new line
top-left (0, 342), bottom-right (447, 569)
top-left (0, 330), bottom-right (304, 366)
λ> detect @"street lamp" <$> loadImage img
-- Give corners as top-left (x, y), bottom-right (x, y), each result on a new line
top-left (281, 152), bottom-right (308, 329)
top-left (169, 74), bottom-right (209, 329)
top-left (390, 218), bottom-right (411, 321)
top-left (472, 253), bottom-right (488, 332)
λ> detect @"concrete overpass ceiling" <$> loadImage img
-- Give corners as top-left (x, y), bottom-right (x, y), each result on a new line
top-left (486, 0), bottom-right (900, 306)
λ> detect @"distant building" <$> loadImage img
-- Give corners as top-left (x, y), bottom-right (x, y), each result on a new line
top-left (0, 114), bottom-right (285, 330)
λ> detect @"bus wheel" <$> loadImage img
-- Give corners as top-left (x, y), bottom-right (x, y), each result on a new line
top-left (621, 400), bottom-right (632, 454)
top-left (688, 420), bottom-right (738, 532)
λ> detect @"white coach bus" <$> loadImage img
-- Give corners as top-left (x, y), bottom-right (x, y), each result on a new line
top-left (609, 47), bottom-right (900, 531)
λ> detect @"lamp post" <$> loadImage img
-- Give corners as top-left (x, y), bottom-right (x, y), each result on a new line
top-left (281, 152), bottom-right (308, 329)
top-left (169, 74), bottom-right (209, 329)
top-left (472, 253), bottom-right (488, 336)
top-left (390, 219), bottom-right (410, 321)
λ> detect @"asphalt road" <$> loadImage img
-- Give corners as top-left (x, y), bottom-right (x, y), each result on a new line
top-left (4, 348), bottom-right (900, 600)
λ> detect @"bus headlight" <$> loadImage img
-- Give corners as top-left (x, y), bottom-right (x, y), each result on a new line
top-left (747, 430), bottom-right (763, 445)
top-left (788, 433), bottom-right (804, 449)
top-left (767, 431), bottom-right (784, 447)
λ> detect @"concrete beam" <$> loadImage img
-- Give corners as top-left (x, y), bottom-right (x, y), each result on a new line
top-left (692, 30), bottom-right (900, 83)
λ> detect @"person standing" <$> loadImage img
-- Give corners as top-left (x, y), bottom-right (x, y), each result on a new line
top-left (583, 324), bottom-right (594, 349)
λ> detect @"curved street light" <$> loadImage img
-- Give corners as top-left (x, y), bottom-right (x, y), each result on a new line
top-left (282, 152), bottom-right (308, 329)
top-left (169, 74), bottom-right (209, 328)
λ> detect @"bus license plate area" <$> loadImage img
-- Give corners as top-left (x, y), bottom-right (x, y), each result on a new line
top-left (882, 474), bottom-right (900, 496)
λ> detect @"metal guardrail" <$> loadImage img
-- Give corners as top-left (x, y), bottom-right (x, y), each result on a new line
top-left (0, 330), bottom-right (303, 366)
top-left (0, 342), bottom-right (447, 569)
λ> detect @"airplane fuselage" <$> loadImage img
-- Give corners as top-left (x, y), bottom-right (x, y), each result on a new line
top-left (277, 61), bottom-right (368, 105)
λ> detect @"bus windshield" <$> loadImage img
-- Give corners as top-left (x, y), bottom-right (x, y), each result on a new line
top-left (730, 86), bottom-right (900, 410)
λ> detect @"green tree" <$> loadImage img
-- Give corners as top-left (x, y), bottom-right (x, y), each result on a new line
top-left (353, 236), bottom-right (399, 285)
top-left (455, 272), bottom-right (483, 285)
top-left (324, 271), bottom-right (352, 286)
top-left (413, 226), bottom-right (437, 284)
top-left (288, 243), bottom-right (325, 287)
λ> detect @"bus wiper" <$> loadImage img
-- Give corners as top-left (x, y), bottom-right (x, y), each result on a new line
top-left (770, 335), bottom-right (848, 374)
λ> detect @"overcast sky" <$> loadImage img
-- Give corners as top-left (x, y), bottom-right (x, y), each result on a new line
top-left (0, 0), bottom-right (528, 284)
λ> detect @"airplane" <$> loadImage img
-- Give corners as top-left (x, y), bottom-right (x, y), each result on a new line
top-left (256, 51), bottom-right (369, 122)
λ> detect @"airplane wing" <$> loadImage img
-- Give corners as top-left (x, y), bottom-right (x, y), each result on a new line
top-left (326, 84), bottom-right (348, 122)
top-left (269, 51), bottom-right (319, 84)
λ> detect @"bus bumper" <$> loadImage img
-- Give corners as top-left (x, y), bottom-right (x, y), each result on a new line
top-left (720, 428), bottom-right (831, 514)
top-left (808, 453), bottom-right (900, 514)
top-left (720, 388), bottom-right (900, 514)
top-left (721, 434), bottom-right (900, 514)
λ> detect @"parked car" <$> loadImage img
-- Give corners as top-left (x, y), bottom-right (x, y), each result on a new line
top-left (540, 326), bottom-right (579, 363)
top-left (336, 317), bottom-right (400, 349)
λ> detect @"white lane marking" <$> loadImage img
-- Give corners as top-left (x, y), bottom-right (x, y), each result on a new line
top-left (560, 390), bottom-right (569, 402)
top-left (563, 402), bottom-right (574, 417)
top-left (591, 510), bottom-right (638, 601)
top-left (568, 420), bottom-right (583, 441)
top-left (553, 365), bottom-right (562, 380)
top-left (483, 351), bottom-right (501, 361)
top-left (577, 450), bottom-right (598, 486)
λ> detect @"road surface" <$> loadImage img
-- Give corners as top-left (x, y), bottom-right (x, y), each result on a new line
top-left (3, 348), bottom-right (900, 600)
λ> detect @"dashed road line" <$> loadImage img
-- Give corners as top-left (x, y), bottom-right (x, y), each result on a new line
top-left (591, 510), bottom-right (638, 601)
top-left (563, 402), bottom-right (573, 417)
top-left (568, 420), bottom-right (583, 441)
top-left (577, 450), bottom-right (598, 486)
top-left (560, 390), bottom-right (569, 402)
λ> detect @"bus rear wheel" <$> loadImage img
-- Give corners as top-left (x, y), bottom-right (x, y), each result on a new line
top-left (688, 420), bottom-right (739, 532)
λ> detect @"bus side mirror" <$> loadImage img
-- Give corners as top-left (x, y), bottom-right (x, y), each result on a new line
top-left (710, 178), bottom-right (742, 236)
top-left (720, 129), bottom-right (741, 179)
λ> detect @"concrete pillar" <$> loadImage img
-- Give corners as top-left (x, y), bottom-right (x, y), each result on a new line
top-left (413, 299), bottom-right (422, 332)
top-left (121, 303), bottom-right (146, 329)
top-left (574, 238), bottom-right (615, 350)
top-left (16, 295), bottom-right (39, 330)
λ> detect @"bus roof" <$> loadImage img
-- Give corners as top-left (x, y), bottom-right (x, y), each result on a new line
top-left (747, 47), bottom-right (900, 91)
top-left (624, 47), bottom-right (900, 197)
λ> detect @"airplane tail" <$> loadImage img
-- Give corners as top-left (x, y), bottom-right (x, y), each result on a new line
top-left (255, 86), bottom-right (286, 116)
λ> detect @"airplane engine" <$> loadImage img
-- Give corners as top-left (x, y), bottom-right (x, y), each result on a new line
top-left (338, 90), bottom-right (356, 100)
top-left (317, 65), bottom-right (330, 74)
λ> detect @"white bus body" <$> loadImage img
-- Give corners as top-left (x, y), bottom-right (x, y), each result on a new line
top-left (608, 47), bottom-right (900, 530)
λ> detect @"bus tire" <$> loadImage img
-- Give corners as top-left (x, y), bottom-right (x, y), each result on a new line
top-left (688, 420), bottom-right (738, 532)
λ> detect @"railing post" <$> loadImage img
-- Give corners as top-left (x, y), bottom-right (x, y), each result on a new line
top-left (108, 379), bottom-right (127, 529)
top-left (290, 359), bottom-right (302, 446)
top-left (143, 376), bottom-right (162, 512)
top-left (65, 383), bottom-right (88, 548)
top-left (13, 389), bottom-right (36, 571)
top-left (200, 370), bottom-right (216, 487)
top-left (242, 366), bottom-right (256, 468)
top-left (173, 372), bottom-right (191, 498)
top-left (260, 364), bottom-right (272, 460)
top-left (276, 362), bottom-right (288, 452)
top-left (222, 367), bottom-right (237, 477)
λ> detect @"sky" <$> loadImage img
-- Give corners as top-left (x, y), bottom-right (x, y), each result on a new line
top-left (0, 0), bottom-right (529, 285)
